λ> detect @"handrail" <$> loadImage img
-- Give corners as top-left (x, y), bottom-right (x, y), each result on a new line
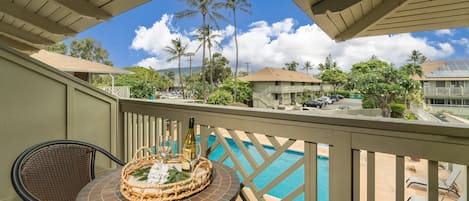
top-left (118, 99), bottom-right (469, 201)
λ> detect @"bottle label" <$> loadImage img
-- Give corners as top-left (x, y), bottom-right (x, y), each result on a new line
top-left (183, 147), bottom-right (192, 159)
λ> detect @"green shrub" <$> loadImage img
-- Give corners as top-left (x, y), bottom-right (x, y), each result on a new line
top-left (130, 81), bottom-right (154, 99)
top-left (391, 103), bottom-right (406, 118)
top-left (332, 90), bottom-right (351, 98)
top-left (207, 90), bottom-right (233, 105)
top-left (404, 113), bottom-right (417, 120)
top-left (362, 96), bottom-right (378, 109)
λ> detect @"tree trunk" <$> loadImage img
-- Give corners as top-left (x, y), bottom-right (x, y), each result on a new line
top-left (208, 45), bottom-right (213, 87)
top-left (233, 9), bottom-right (239, 103)
top-left (201, 16), bottom-right (207, 102)
top-left (178, 56), bottom-right (184, 99)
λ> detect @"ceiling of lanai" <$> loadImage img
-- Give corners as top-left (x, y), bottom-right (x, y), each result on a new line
top-left (293, 0), bottom-right (469, 41)
top-left (0, 0), bottom-right (148, 54)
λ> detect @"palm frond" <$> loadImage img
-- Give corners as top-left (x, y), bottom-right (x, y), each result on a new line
top-left (175, 10), bottom-right (199, 19)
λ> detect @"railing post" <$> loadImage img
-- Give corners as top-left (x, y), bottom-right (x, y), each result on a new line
top-left (304, 142), bottom-right (317, 201)
top-left (329, 132), bottom-right (352, 201)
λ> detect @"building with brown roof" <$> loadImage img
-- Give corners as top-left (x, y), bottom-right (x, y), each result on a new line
top-left (416, 60), bottom-right (469, 106)
top-left (31, 50), bottom-right (132, 82)
top-left (240, 67), bottom-right (322, 108)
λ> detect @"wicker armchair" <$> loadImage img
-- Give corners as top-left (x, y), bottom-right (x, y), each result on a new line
top-left (11, 140), bottom-right (125, 201)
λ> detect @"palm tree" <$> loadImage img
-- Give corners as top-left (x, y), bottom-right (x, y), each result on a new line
top-left (303, 61), bottom-right (313, 75)
top-left (164, 38), bottom-right (188, 98)
top-left (406, 50), bottom-right (426, 77)
top-left (176, 0), bottom-right (226, 102)
top-left (218, 0), bottom-right (251, 102)
top-left (196, 25), bottom-right (222, 87)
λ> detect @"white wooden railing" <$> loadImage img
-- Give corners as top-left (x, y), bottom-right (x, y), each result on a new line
top-left (99, 86), bottom-right (131, 98)
top-left (424, 86), bottom-right (469, 97)
top-left (268, 85), bottom-right (321, 93)
top-left (119, 99), bottom-right (469, 201)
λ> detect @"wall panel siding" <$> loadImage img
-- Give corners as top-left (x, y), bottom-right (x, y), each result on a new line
top-left (0, 45), bottom-right (119, 200)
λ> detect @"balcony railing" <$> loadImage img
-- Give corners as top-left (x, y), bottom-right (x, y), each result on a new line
top-left (119, 99), bottom-right (469, 201)
top-left (267, 85), bottom-right (321, 93)
top-left (99, 86), bottom-right (131, 98)
top-left (423, 86), bottom-right (469, 97)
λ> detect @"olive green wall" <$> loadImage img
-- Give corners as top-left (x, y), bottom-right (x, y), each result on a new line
top-left (0, 46), bottom-right (119, 200)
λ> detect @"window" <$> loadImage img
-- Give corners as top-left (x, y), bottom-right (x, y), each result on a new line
top-left (423, 81), bottom-right (429, 87)
top-left (450, 99), bottom-right (462, 105)
top-left (275, 81), bottom-right (280, 86)
top-left (431, 99), bottom-right (445, 104)
top-left (451, 81), bottom-right (464, 87)
top-left (274, 94), bottom-right (279, 100)
top-left (302, 82), bottom-right (305, 86)
top-left (436, 81), bottom-right (445, 88)
top-left (291, 82), bottom-right (295, 86)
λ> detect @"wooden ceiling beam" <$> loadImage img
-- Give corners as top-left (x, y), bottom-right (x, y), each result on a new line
top-left (0, 34), bottom-right (39, 53)
top-left (311, 0), bottom-right (361, 14)
top-left (0, 2), bottom-right (77, 36)
top-left (335, 0), bottom-right (411, 41)
top-left (0, 23), bottom-right (55, 45)
top-left (50, 0), bottom-right (112, 21)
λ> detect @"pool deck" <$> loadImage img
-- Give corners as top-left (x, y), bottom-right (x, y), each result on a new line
top-left (217, 130), bottom-right (459, 201)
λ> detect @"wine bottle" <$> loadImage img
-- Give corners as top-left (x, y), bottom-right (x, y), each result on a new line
top-left (182, 117), bottom-right (196, 171)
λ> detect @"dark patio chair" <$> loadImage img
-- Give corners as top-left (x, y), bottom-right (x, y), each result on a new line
top-left (11, 140), bottom-right (125, 201)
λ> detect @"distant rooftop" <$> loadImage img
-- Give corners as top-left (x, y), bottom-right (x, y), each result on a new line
top-left (418, 59), bottom-right (469, 81)
top-left (31, 50), bottom-right (132, 75)
top-left (239, 67), bottom-right (321, 83)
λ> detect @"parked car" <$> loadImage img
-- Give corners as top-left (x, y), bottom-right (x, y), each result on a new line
top-left (329, 95), bottom-right (339, 102)
top-left (302, 100), bottom-right (323, 108)
top-left (301, 107), bottom-right (318, 111)
top-left (319, 96), bottom-right (334, 104)
top-left (315, 99), bottom-right (327, 107)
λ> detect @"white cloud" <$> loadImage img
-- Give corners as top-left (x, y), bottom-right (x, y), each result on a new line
top-left (435, 29), bottom-right (454, 36)
top-left (451, 38), bottom-right (469, 55)
top-left (131, 16), bottom-right (455, 72)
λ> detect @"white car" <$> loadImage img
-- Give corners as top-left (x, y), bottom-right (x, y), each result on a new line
top-left (319, 96), bottom-right (333, 104)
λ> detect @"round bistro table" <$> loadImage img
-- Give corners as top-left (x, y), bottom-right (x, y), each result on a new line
top-left (76, 162), bottom-right (240, 201)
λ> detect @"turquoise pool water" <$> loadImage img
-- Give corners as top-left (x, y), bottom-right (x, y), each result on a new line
top-left (206, 136), bottom-right (329, 201)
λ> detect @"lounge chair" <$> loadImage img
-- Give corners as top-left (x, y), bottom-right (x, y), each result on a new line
top-left (407, 195), bottom-right (463, 201)
top-left (406, 169), bottom-right (461, 197)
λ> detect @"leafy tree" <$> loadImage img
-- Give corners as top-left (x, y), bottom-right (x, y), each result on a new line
top-left (69, 38), bottom-right (113, 65)
top-left (318, 54), bottom-right (337, 72)
top-left (349, 59), bottom-right (407, 117)
top-left (320, 68), bottom-right (347, 92)
top-left (207, 90), bottom-right (233, 105)
top-left (205, 53), bottom-right (232, 86)
top-left (164, 71), bottom-right (176, 83)
top-left (218, 0), bottom-right (251, 102)
top-left (220, 78), bottom-right (252, 103)
top-left (115, 67), bottom-right (173, 95)
top-left (285, 61), bottom-right (299, 71)
top-left (164, 38), bottom-right (189, 98)
top-left (303, 61), bottom-right (313, 75)
top-left (176, 0), bottom-right (227, 102)
top-left (46, 42), bottom-right (67, 54)
top-left (238, 71), bottom-right (248, 77)
top-left (131, 81), bottom-right (155, 98)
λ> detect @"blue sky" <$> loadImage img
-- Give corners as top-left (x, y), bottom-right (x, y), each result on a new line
top-left (73, 0), bottom-right (469, 72)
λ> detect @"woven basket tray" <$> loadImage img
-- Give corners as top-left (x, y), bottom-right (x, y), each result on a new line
top-left (120, 147), bottom-right (212, 201)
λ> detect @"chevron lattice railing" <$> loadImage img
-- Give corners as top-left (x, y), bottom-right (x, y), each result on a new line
top-left (119, 98), bottom-right (469, 201)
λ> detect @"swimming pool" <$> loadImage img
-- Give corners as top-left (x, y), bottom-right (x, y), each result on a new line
top-left (206, 136), bottom-right (329, 201)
